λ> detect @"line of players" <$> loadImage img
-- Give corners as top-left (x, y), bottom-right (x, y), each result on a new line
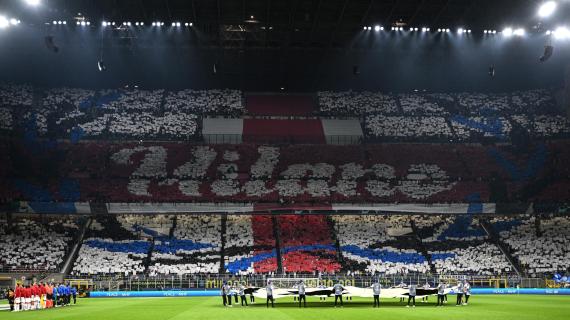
top-left (220, 279), bottom-right (472, 308)
top-left (9, 283), bottom-right (77, 312)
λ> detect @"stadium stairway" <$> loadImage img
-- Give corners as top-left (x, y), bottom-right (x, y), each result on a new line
top-left (219, 214), bottom-right (227, 273)
top-left (60, 216), bottom-right (92, 275)
top-left (480, 219), bottom-right (523, 275)
top-left (143, 240), bottom-right (155, 274)
top-left (326, 216), bottom-right (345, 265)
top-left (169, 216), bottom-right (177, 239)
top-left (271, 215), bottom-right (284, 274)
top-left (410, 219), bottom-right (438, 274)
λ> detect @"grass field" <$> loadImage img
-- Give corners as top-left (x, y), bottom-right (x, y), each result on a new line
top-left (3, 295), bottom-right (570, 320)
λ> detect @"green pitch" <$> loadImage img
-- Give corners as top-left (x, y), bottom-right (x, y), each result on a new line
top-left (3, 295), bottom-right (570, 320)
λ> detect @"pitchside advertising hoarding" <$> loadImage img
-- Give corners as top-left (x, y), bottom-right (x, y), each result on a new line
top-left (90, 288), bottom-right (570, 298)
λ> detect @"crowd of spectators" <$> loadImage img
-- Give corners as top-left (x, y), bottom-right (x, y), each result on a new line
top-left (0, 84), bottom-right (567, 142)
top-left (0, 217), bottom-right (78, 272)
top-left (0, 85), bottom-right (245, 141)
top-left (318, 89), bottom-right (568, 142)
top-left (498, 215), bottom-right (570, 276)
top-left (5, 213), bottom-right (567, 278)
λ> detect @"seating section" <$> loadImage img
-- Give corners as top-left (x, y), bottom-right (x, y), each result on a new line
top-left (498, 215), bottom-right (570, 275)
top-left (318, 89), bottom-right (568, 142)
top-left (278, 215), bottom-right (341, 274)
top-left (6, 213), bottom-right (566, 277)
top-left (224, 215), bottom-right (256, 274)
top-left (72, 216), bottom-right (150, 276)
top-left (0, 217), bottom-right (78, 272)
top-left (414, 215), bottom-right (512, 275)
top-left (1, 86), bottom-right (244, 141)
top-left (9, 141), bottom-right (551, 203)
top-left (0, 84), bottom-right (566, 143)
top-left (246, 95), bottom-right (315, 116)
top-left (333, 215), bottom-right (431, 274)
top-left (149, 215), bottom-right (222, 275)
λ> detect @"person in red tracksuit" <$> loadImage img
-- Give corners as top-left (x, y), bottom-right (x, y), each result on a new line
top-left (24, 285), bottom-right (32, 311)
top-left (31, 284), bottom-right (38, 310)
top-left (14, 284), bottom-right (22, 312)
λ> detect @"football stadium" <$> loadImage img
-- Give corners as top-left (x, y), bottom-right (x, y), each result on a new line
top-left (1, 0), bottom-right (570, 319)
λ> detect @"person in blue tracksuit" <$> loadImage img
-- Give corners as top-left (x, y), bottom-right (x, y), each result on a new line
top-left (52, 283), bottom-right (58, 307)
top-left (71, 286), bottom-right (77, 304)
top-left (65, 285), bottom-right (71, 305)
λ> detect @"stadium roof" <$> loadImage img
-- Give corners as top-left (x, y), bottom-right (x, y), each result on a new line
top-left (2, 0), bottom-right (569, 49)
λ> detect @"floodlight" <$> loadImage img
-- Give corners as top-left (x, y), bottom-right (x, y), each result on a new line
top-left (538, 1), bottom-right (557, 18)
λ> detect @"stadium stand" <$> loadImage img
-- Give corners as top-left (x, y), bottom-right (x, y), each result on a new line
top-left (149, 215), bottom-right (222, 275)
top-left (0, 85), bottom-right (568, 143)
top-left (0, 216), bottom-right (79, 272)
top-left (246, 95), bottom-right (315, 116)
top-left (71, 216), bottom-right (150, 276)
top-left (498, 215), bottom-right (570, 276)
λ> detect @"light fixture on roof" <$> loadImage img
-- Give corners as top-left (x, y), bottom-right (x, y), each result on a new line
top-left (553, 26), bottom-right (569, 39)
top-left (1, 16), bottom-right (10, 28)
top-left (513, 28), bottom-right (525, 36)
top-left (25, 0), bottom-right (41, 6)
top-left (502, 27), bottom-right (513, 37)
top-left (538, 1), bottom-right (557, 18)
